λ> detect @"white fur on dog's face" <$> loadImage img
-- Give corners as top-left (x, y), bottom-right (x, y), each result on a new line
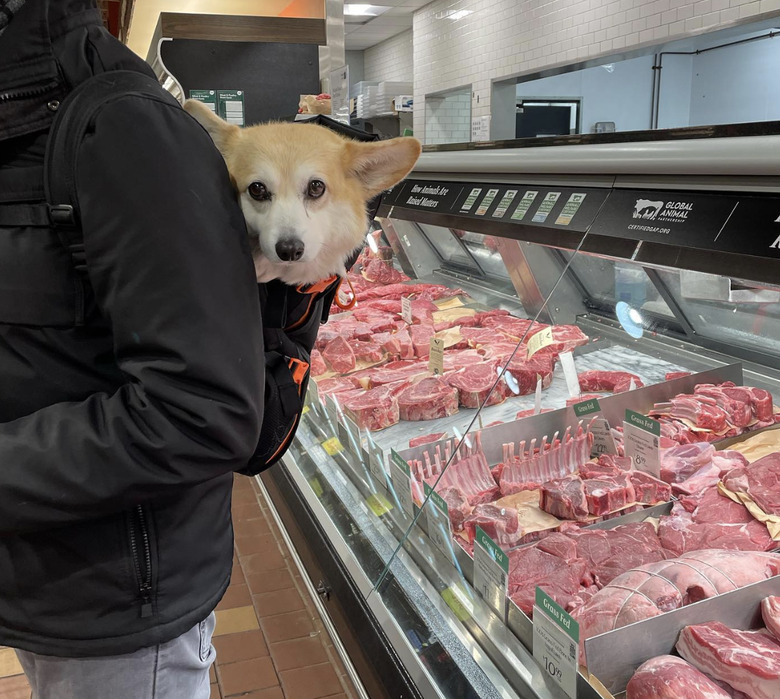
top-left (182, 100), bottom-right (422, 285)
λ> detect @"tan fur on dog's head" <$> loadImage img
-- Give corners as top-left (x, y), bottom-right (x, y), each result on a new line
top-left (183, 99), bottom-right (421, 285)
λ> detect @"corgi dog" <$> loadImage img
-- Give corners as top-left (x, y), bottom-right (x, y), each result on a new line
top-left (183, 100), bottom-right (421, 285)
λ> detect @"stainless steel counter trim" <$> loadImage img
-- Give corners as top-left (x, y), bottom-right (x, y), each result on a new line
top-left (412, 136), bottom-right (780, 177)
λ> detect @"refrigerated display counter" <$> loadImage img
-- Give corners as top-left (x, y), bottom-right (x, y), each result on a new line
top-left (258, 133), bottom-right (780, 699)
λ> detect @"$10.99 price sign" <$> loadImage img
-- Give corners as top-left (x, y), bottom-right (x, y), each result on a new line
top-left (533, 587), bottom-right (579, 699)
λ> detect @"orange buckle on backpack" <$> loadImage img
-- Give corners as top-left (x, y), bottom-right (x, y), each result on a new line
top-left (334, 276), bottom-right (357, 311)
top-left (296, 275), bottom-right (339, 295)
top-left (287, 357), bottom-right (310, 388)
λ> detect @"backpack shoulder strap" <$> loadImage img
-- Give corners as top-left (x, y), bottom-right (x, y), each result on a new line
top-left (44, 70), bottom-right (173, 324)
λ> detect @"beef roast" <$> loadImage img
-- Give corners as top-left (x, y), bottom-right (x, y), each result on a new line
top-left (583, 473), bottom-right (636, 515)
top-left (397, 377), bottom-right (459, 421)
top-left (677, 622), bottom-right (780, 699)
top-left (626, 655), bottom-right (731, 699)
top-left (508, 547), bottom-right (587, 615)
top-left (540, 475), bottom-right (588, 520)
top-left (578, 370), bottom-right (644, 393)
top-left (446, 362), bottom-right (508, 409)
top-left (721, 452), bottom-right (780, 516)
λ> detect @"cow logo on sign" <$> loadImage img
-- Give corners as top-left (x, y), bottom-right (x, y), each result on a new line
top-left (633, 199), bottom-right (664, 220)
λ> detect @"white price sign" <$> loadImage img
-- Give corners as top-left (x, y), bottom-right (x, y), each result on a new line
top-left (624, 409), bottom-right (661, 477)
top-left (389, 450), bottom-right (414, 518)
top-left (533, 588), bottom-right (579, 699)
top-left (473, 526), bottom-right (509, 619)
top-left (423, 482), bottom-right (452, 559)
top-left (368, 444), bottom-right (386, 485)
top-left (401, 296), bottom-right (413, 324)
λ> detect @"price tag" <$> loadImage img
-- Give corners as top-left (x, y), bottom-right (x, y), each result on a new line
top-left (389, 449), bottom-right (414, 518)
top-left (441, 585), bottom-right (473, 622)
top-left (321, 437), bottom-right (344, 456)
top-left (624, 409), bottom-right (661, 476)
top-left (309, 477), bottom-right (324, 498)
top-left (366, 493), bottom-right (393, 517)
top-left (308, 378), bottom-right (321, 407)
top-left (337, 422), bottom-right (350, 451)
top-left (533, 588), bottom-right (579, 699)
top-left (558, 351), bottom-right (581, 397)
top-left (302, 404), bottom-right (310, 416)
top-left (534, 374), bottom-right (543, 414)
top-left (401, 296), bottom-right (412, 324)
top-left (572, 398), bottom-right (617, 457)
top-left (326, 395), bottom-right (340, 423)
top-left (423, 482), bottom-right (452, 558)
top-left (473, 526), bottom-right (509, 619)
top-left (428, 337), bottom-right (445, 375)
top-left (341, 415), bottom-right (360, 453)
top-left (527, 327), bottom-right (554, 358)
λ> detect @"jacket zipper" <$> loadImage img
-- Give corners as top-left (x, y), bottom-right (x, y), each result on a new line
top-left (0, 81), bottom-right (59, 103)
top-left (128, 505), bottom-right (154, 618)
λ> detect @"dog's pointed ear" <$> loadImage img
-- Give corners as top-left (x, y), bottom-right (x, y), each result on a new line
top-left (183, 99), bottom-right (239, 154)
top-left (345, 137), bottom-right (422, 199)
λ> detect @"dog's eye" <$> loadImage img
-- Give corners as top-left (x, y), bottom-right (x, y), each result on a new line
top-left (307, 179), bottom-right (326, 199)
top-left (248, 182), bottom-right (271, 201)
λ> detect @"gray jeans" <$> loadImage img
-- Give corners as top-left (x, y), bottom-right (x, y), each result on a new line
top-left (15, 612), bottom-right (216, 699)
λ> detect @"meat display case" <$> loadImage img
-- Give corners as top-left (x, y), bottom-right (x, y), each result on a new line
top-left (258, 129), bottom-right (780, 699)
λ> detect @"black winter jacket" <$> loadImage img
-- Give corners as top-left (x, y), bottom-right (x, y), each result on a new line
top-left (0, 0), bottom-right (270, 656)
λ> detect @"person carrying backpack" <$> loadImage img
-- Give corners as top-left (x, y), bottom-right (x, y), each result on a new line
top-left (0, 1), bottom-right (334, 696)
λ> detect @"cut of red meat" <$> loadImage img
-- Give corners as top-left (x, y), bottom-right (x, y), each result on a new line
top-left (677, 622), bottom-right (780, 699)
top-left (409, 432), bottom-right (446, 448)
top-left (666, 371), bottom-right (693, 381)
top-left (423, 438), bottom-right (499, 505)
top-left (762, 596), bottom-right (780, 641)
top-left (545, 324), bottom-right (590, 354)
top-left (660, 443), bottom-right (716, 484)
top-left (361, 258), bottom-right (409, 284)
top-left (321, 335), bottom-right (356, 373)
top-left (460, 326), bottom-right (513, 347)
top-left (442, 349), bottom-right (484, 371)
top-left (626, 656), bottom-right (732, 699)
top-left (481, 315), bottom-right (545, 340)
top-left (565, 522), bottom-right (667, 588)
top-left (310, 349), bottom-right (327, 377)
top-left (446, 362), bottom-right (508, 409)
top-left (579, 460), bottom-right (622, 479)
top-left (540, 475), bottom-right (588, 520)
top-left (721, 452), bottom-right (780, 516)
top-left (502, 354), bottom-right (556, 395)
top-left (342, 385), bottom-right (399, 431)
top-left (348, 339), bottom-right (384, 364)
top-left (314, 376), bottom-right (360, 396)
top-left (673, 463), bottom-right (723, 497)
top-left (629, 470), bottom-right (672, 504)
top-left (463, 503), bottom-right (520, 548)
top-left (508, 547), bottom-right (588, 615)
top-left (372, 332), bottom-right (401, 359)
top-left (410, 298), bottom-right (438, 324)
top-left (599, 453), bottom-right (633, 471)
top-left (694, 384), bottom-right (753, 428)
top-left (516, 408), bottom-right (553, 419)
top-left (393, 327), bottom-right (415, 359)
top-left (397, 377), bottom-right (459, 421)
top-left (578, 370), bottom-right (644, 393)
top-left (651, 394), bottom-right (730, 431)
top-left (409, 324), bottom-right (435, 358)
top-left (571, 550), bottom-right (780, 653)
top-left (437, 486), bottom-right (472, 532)
top-left (719, 382), bottom-right (774, 421)
top-left (351, 360), bottom-right (426, 387)
top-left (583, 473), bottom-right (636, 515)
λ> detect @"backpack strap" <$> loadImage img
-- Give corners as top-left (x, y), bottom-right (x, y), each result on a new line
top-left (44, 70), bottom-right (174, 325)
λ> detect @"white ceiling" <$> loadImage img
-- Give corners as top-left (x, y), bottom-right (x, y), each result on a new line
top-left (345, 1), bottom-right (429, 51)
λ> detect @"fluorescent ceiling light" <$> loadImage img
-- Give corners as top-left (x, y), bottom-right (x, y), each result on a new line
top-left (435, 9), bottom-right (473, 20)
top-left (345, 4), bottom-right (387, 16)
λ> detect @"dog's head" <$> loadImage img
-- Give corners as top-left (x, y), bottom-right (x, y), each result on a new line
top-left (183, 100), bottom-right (421, 285)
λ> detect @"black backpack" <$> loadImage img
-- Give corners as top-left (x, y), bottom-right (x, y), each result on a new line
top-left (41, 70), bottom-right (364, 474)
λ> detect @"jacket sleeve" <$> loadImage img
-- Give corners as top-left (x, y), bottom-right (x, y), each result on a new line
top-left (0, 95), bottom-right (264, 535)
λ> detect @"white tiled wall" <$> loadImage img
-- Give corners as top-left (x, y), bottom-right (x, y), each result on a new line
top-left (425, 89), bottom-right (471, 144)
top-left (411, 0), bottom-right (780, 139)
top-left (364, 29), bottom-right (414, 83)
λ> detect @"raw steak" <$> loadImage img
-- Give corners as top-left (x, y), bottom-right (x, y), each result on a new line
top-left (579, 460), bottom-right (623, 479)
top-left (666, 371), bottom-right (693, 381)
top-left (583, 472), bottom-right (636, 515)
top-left (463, 503), bottom-right (521, 548)
top-left (321, 336), bottom-right (356, 373)
top-left (626, 655), bottom-right (732, 699)
top-left (651, 393), bottom-right (730, 432)
top-left (310, 349), bottom-right (327, 376)
top-left (629, 470), bottom-right (672, 504)
top-left (540, 475), bottom-right (588, 520)
top-left (718, 382), bottom-right (774, 422)
top-left (397, 377), bottom-right (459, 421)
top-left (438, 486), bottom-right (472, 532)
top-left (721, 452), bottom-right (780, 516)
top-left (393, 327), bottom-right (415, 359)
top-left (658, 510), bottom-right (773, 557)
top-left (342, 385), bottom-right (399, 431)
top-left (446, 362), bottom-right (508, 409)
top-left (572, 550), bottom-right (780, 650)
top-left (660, 443), bottom-right (716, 484)
top-left (481, 315), bottom-right (545, 340)
top-left (441, 349), bottom-right (484, 371)
top-left (516, 408), bottom-right (553, 419)
top-left (314, 376), bottom-right (360, 396)
top-left (361, 258), bottom-right (409, 284)
top-left (677, 622), bottom-right (780, 699)
top-left (348, 339), bottom-right (384, 364)
top-left (502, 353), bottom-right (556, 395)
top-left (694, 383), bottom-right (753, 428)
top-left (409, 324), bottom-right (435, 358)
top-left (372, 332), bottom-right (402, 359)
top-left (460, 326), bottom-right (513, 347)
top-left (564, 522), bottom-right (667, 588)
top-left (409, 432), bottom-right (446, 448)
top-left (763, 596), bottom-right (780, 641)
top-left (578, 370), bottom-right (644, 393)
top-left (507, 547), bottom-right (587, 615)
top-left (352, 360), bottom-right (426, 387)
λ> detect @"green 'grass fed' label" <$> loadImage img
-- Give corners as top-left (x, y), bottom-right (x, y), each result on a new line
top-left (533, 587), bottom-right (579, 699)
top-left (624, 409), bottom-right (661, 476)
top-left (473, 526), bottom-right (509, 618)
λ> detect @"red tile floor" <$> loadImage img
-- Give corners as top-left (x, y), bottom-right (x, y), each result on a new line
top-left (0, 475), bottom-right (361, 699)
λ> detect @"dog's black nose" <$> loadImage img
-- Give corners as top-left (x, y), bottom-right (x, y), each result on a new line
top-left (275, 238), bottom-right (305, 262)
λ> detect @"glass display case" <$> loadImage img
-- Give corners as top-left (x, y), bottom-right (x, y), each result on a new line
top-left (259, 131), bottom-right (780, 699)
